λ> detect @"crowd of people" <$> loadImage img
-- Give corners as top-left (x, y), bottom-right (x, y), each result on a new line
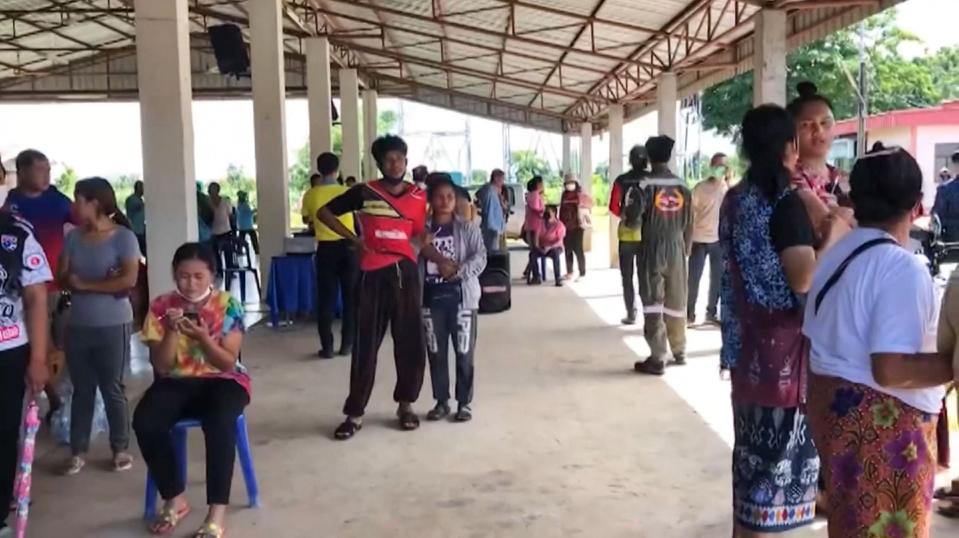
top-left (3, 78), bottom-right (959, 537)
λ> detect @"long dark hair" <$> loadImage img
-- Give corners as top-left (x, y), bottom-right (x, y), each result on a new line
top-left (740, 105), bottom-right (796, 201)
top-left (74, 177), bottom-right (132, 229)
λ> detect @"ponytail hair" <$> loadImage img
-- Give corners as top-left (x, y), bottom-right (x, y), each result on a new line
top-left (740, 104), bottom-right (796, 201)
top-left (74, 177), bottom-right (132, 230)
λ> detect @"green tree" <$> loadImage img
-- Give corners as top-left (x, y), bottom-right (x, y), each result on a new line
top-left (55, 166), bottom-right (78, 198)
top-left (470, 169), bottom-right (488, 185)
top-left (111, 174), bottom-right (139, 206)
top-left (702, 12), bottom-right (940, 135)
top-left (510, 150), bottom-right (553, 185)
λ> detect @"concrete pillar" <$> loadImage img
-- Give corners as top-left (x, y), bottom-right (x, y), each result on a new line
top-left (340, 68), bottom-right (362, 180)
top-left (579, 122), bottom-right (593, 252)
top-left (134, 0), bottom-right (197, 296)
top-left (249, 0), bottom-right (289, 280)
top-left (362, 88), bottom-right (378, 180)
top-left (657, 72), bottom-right (678, 170)
top-left (306, 36), bottom-right (333, 162)
top-left (754, 9), bottom-right (787, 106)
top-left (607, 104), bottom-right (624, 268)
top-left (561, 133), bottom-right (571, 177)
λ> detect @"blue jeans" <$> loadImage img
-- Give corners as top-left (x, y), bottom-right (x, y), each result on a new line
top-left (482, 228), bottom-right (502, 253)
top-left (687, 241), bottom-right (721, 319)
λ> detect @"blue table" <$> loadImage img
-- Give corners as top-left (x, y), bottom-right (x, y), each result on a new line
top-left (266, 254), bottom-right (342, 328)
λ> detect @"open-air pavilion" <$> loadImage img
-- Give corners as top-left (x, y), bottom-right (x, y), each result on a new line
top-left (4, 1), bottom-right (958, 537)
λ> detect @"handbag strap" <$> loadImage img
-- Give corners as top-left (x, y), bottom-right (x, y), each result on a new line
top-left (813, 237), bottom-right (897, 315)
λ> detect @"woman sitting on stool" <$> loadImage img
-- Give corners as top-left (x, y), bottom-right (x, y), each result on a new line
top-left (533, 205), bottom-right (567, 287)
top-left (133, 242), bottom-right (249, 538)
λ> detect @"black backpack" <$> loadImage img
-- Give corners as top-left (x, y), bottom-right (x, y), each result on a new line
top-left (479, 252), bottom-right (511, 314)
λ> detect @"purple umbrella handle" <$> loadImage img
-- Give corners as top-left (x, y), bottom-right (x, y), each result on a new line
top-left (13, 395), bottom-right (39, 538)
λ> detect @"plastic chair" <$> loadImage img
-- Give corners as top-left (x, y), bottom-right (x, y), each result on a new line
top-left (143, 414), bottom-right (259, 520)
top-left (223, 236), bottom-right (262, 304)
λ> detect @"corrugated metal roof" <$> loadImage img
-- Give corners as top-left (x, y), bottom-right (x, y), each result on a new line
top-left (0, 0), bottom-right (908, 133)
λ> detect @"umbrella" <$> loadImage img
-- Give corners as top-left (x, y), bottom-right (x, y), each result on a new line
top-left (12, 394), bottom-right (39, 538)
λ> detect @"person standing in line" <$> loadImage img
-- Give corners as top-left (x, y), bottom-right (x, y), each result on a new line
top-left (686, 153), bottom-right (729, 326)
top-left (196, 182), bottom-right (215, 248)
top-left (318, 135), bottom-right (451, 440)
top-left (633, 136), bottom-right (693, 375)
top-left (207, 183), bottom-right (234, 278)
top-left (804, 145), bottom-right (952, 537)
top-left (935, 269), bottom-right (959, 518)
top-left (608, 146), bottom-right (649, 325)
top-left (303, 152), bottom-right (357, 359)
top-left (0, 202), bottom-right (50, 538)
top-left (125, 180), bottom-right (146, 257)
top-left (559, 175), bottom-right (591, 281)
top-left (721, 105), bottom-right (820, 535)
top-left (4, 149), bottom-right (77, 426)
top-left (934, 151), bottom-right (959, 241)
top-left (235, 191), bottom-right (259, 256)
top-left (58, 178), bottom-right (141, 475)
top-left (420, 175), bottom-right (486, 423)
top-left (475, 169), bottom-right (507, 253)
top-left (523, 176), bottom-right (546, 284)
top-left (788, 82), bottom-right (854, 252)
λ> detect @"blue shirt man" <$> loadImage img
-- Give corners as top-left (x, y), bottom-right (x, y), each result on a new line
top-left (933, 151), bottom-right (959, 240)
top-left (475, 169), bottom-right (506, 252)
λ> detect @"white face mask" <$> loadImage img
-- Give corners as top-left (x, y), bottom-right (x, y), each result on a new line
top-left (565, 184), bottom-right (576, 192)
top-left (176, 286), bottom-right (213, 304)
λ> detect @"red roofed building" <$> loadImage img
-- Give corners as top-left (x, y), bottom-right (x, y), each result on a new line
top-left (834, 101), bottom-right (959, 210)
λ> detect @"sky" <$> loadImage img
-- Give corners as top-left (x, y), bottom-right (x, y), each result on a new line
top-left (0, 0), bottom-right (955, 184)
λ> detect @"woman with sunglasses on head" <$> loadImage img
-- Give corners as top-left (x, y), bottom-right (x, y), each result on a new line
top-left (803, 144), bottom-right (953, 538)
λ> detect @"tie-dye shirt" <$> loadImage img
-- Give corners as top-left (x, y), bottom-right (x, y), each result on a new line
top-left (141, 289), bottom-right (250, 394)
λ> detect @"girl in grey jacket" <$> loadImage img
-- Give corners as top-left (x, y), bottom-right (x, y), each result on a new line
top-left (420, 175), bottom-right (487, 422)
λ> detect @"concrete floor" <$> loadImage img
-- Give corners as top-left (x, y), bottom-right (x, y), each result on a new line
top-left (20, 247), bottom-right (959, 537)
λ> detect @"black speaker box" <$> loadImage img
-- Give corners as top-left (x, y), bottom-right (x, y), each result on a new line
top-left (208, 24), bottom-right (250, 77)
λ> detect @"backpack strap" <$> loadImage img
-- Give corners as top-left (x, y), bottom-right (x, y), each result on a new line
top-left (813, 237), bottom-right (898, 315)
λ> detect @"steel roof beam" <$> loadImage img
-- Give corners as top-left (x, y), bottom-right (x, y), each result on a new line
top-left (298, 0), bottom-right (656, 70)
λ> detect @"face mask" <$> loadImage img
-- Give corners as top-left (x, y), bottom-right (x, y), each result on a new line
top-left (415, 181), bottom-right (427, 190)
top-left (176, 286), bottom-right (212, 304)
top-left (565, 184), bottom-right (575, 192)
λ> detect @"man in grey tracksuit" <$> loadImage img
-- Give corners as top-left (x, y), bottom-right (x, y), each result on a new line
top-left (634, 135), bottom-right (693, 376)
top-left (420, 176), bottom-right (488, 422)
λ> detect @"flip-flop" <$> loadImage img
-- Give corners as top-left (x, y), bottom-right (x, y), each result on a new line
top-left (334, 420), bottom-right (362, 440)
top-left (937, 504), bottom-right (959, 519)
top-left (149, 504), bottom-right (191, 535)
top-left (934, 487), bottom-right (959, 501)
top-left (193, 522), bottom-right (226, 537)
top-left (398, 411), bottom-right (420, 431)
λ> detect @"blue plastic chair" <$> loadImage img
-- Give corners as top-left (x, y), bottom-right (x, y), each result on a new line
top-left (143, 414), bottom-right (259, 520)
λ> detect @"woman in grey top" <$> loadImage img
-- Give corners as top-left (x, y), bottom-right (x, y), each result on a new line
top-left (420, 175), bottom-right (487, 422)
top-left (57, 177), bottom-right (141, 475)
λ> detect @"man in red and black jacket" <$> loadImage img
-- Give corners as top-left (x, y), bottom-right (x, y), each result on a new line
top-left (608, 145), bottom-right (649, 324)
top-left (318, 135), bottom-right (453, 440)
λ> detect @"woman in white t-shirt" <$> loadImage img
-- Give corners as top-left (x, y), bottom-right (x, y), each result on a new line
top-left (803, 145), bottom-right (953, 538)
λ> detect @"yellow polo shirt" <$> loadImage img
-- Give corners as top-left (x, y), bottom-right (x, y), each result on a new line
top-left (301, 184), bottom-right (355, 242)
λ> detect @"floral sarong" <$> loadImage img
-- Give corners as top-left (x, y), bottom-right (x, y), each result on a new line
top-left (808, 373), bottom-right (938, 538)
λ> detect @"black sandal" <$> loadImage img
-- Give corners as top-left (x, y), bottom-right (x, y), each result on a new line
top-left (937, 504), bottom-right (959, 519)
top-left (334, 420), bottom-right (362, 440)
top-left (934, 487), bottom-right (959, 501)
top-left (398, 411), bottom-right (420, 431)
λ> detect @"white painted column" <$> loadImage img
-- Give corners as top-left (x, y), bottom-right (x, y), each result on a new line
top-left (134, 0), bottom-right (197, 296)
top-left (753, 9), bottom-right (787, 106)
top-left (657, 72), bottom-right (679, 170)
top-left (607, 104), bottom-right (624, 268)
top-left (340, 68), bottom-right (362, 180)
top-left (249, 0), bottom-right (289, 282)
top-left (579, 122), bottom-right (593, 253)
top-left (561, 133), bottom-right (571, 176)
top-left (362, 88), bottom-right (378, 180)
top-left (306, 36), bottom-right (333, 162)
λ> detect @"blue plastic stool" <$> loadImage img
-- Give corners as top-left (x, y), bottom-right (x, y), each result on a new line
top-left (143, 414), bottom-right (259, 520)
